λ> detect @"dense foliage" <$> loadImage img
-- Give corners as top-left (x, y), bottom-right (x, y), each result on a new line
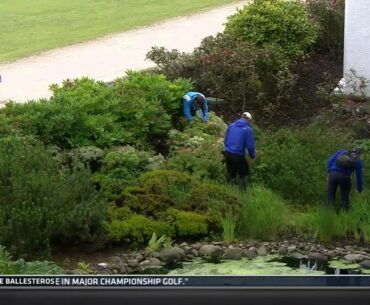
top-left (224, 0), bottom-right (319, 60)
top-left (0, 136), bottom-right (105, 257)
top-left (252, 124), bottom-right (350, 204)
top-left (2, 72), bottom-right (191, 149)
top-left (147, 35), bottom-right (295, 123)
top-left (306, 0), bottom-right (345, 60)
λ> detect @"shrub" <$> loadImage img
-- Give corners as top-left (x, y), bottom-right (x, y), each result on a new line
top-left (240, 186), bottom-right (289, 239)
top-left (0, 136), bottom-right (106, 257)
top-left (166, 208), bottom-right (210, 237)
top-left (225, 0), bottom-right (319, 60)
top-left (306, 0), bottom-right (345, 60)
top-left (104, 214), bottom-right (175, 244)
top-left (295, 193), bottom-right (370, 243)
top-left (252, 124), bottom-right (350, 204)
top-left (147, 34), bottom-right (295, 123)
top-left (2, 72), bottom-right (191, 149)
top-left (94, 146), bottom-right (164, 201)
top-left (0, 245), bottom-right (63, 275)
top-left (166, 113), bottom-right (226, 182)
top-left (113, 71), bottom-right (192, 123)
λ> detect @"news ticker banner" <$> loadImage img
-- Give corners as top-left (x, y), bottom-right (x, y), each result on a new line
top-left (1, 276), bottom-right (370, 287)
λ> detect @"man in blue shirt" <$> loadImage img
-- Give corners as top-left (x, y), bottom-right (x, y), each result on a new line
top-left (182, 91), bottom-right (208, 123)
top-left (223, 112), bottom-right (256, 191)
top-left (327, 148), bottom-right (363, 211)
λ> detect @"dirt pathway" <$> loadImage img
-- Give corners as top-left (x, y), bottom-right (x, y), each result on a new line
top-left (0, 1), bottom-right (248, 103)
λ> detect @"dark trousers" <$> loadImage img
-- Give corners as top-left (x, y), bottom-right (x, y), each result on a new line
top-left (327, 171), bottom-right (351, 211)
top-left (223, 151), bottom-right (249, 191)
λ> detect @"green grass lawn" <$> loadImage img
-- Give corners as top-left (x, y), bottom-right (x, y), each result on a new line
top-left (0, 0), bottom-right (238, 63)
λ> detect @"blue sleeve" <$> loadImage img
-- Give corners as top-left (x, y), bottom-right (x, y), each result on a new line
top-left (224, 125), bottom-right (230, 147)
top-left (203, 99), bottom-right (208, 122)
top-left (245, 127), bottom-right (256, 159)
top-left (356, 160), bottom-right (363, 192)
top-left (328, 149), bottom-right (345, 172)
top-left (183, 99), bottom-right (193, 122)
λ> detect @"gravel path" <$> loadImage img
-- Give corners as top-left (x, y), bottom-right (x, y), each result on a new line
top-left (0, 1), bottom-right (248, 103)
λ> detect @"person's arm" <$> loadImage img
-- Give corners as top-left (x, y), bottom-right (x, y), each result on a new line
top-left (356, 159), bottom-right (363, 193)
top-left (203, 98), bottom-right (208, 123)
top-left (327, 149), bottom-right (345, 172)
top-left (224, 125), bottom-right (231, 147)
top-left (245, 127), bottom-right (256, 159)
top-left (182, 97), bottom-right (193, 123)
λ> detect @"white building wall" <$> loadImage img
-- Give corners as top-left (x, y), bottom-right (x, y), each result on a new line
top-left (342, 0), bottom-right (370, 97)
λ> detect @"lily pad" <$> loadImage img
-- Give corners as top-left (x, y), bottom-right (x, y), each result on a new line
top-left (168, 256), bottom-right (325, 275)
top-left (328, 260), bottom-right (361, 270)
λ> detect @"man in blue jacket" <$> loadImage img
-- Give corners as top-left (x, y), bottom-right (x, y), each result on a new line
top-left (182, 91), bottom-right (208, 123)
top-left (223, 112), bottom-right (256, 191)
top-left (327, 148), bottom-right (363, 211)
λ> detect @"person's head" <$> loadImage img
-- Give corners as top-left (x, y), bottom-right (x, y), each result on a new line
top-left (195, 95), bottom-right (205, 107)
top-left (241, 111), bottom-right (252, 123)
top-left (351, 147), bottom-right (362, 157)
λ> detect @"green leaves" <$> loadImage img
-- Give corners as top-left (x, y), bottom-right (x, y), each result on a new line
top-left (225, 0), bottom-right (319, 61)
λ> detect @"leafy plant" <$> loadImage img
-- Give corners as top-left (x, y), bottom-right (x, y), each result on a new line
top-left (146, 232), bottom-right (173, 252)
top-left (240, 186), bottom-right (289, 239)
top-left (225, 0), bottom-right (319, 60)
top-left (0, 136), bottom-right (106, 257)
top-left (0, 245), bottom-right (63, 274)
top-left (306, 0), bottom-right (345, 60)
top-left (252, 124), bottom-right (350, 204)
top-left (221, 211), bottom-right (237, 243)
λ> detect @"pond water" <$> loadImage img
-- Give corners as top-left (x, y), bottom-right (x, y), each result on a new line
top-left (142, 255), bottom-right (369, 275)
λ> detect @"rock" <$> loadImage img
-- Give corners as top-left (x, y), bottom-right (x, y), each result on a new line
top-left (212, 241), bottom-right (224, 246)
top-left (277, 247), bottom-right (288, 255)
top-left (186, 254), bottom-right (195, 260)
top-left (139, 260), bottom-right (151, 268)
top-left (128, 259), bottom-right (139, 268)
top-left (359, 260), bottom-right (370, 269)
top-left (249, 246), bottom-right (257, 252)
top-left (192, 242), bottom-right (203, 250)
top-left (257, 246), bottom-right (267, 256)
top-left (180, 242), bottom-right (188, 248)
top-left (109, 256), bottom-right (126, 273)
top-left (149, 257), bottom-right (162, 267)
top-left (308, 252), bottom-right (329, 263)
top-left (292, 252), bottom-right (306, 260)
top-left (243, 250), bottom-right (257, 259)
top-left (136, 254), bottom-right (144, 262)
top-left (199, 245), bottom-right (224, 259)
top-left (287, 245), bottom-right (297, 252)
top-left (192, 249), bottom-right (199, 257)
top-left (344, 254), bottom-right (365, 263)
top-left (224, 248), bottom-right (242, 260)
top-left (158, 248), bottom-right (183, 263)
top-left (97, 263), bottom-right (108, 270)
top-left (184, 246), bottom-right (193, 255)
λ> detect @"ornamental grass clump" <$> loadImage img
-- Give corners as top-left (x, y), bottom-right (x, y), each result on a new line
top-left (240, 186), bottom-right (289, 240)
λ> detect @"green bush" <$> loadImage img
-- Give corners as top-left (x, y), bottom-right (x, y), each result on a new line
top-left (104, 214), bottom-right (175, 244)
top-left (166, 113), bottom-right (226, 182)
top-left (0, 245), bottom-right (63, 275)
top-left (240, 186), bottom-right (289, 239)
top-left (0, 136), bottom-right (106, 257)
top-left (306, 0), bottom-right (345, 60)
top-left (147, 35), bottom-right (294, 122)
top-left (252, 124), bottom-right (350, 204)
top-left (295, 192), bottom-right (370, 242)
top-left (2, 72), bottom-right (191, 149)
top-left (94, 146), bottom-right (164, 201)
top-left (225, 0), bottom-right (319, 60)
top-left (167, 208), bottom-right (210, 237)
